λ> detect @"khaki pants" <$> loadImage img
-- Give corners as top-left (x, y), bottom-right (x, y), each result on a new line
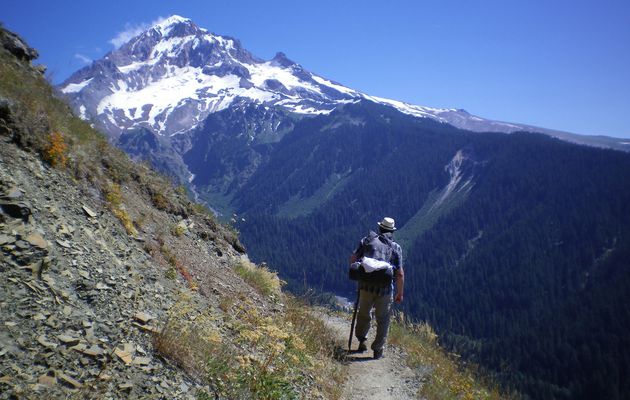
top-left (354, 289), bottom-right (393, 352)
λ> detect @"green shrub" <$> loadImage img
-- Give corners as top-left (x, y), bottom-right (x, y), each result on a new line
top-left (171, 223), bottom-right (185, 237)
top-left (151, 191), bottom-right (169, 210)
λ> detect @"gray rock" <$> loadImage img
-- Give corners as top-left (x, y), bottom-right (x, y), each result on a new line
top-left (14, 239), bottom-right (29, 249)
top-left (82, 206), bottom-right (98, 218)
top-left (45, 315), bottom-right (60, 329)
top-left (0, 233), bottom-right (15, 245)
top-left (56, 371), bottom-right (82, 389)
top-left (26, 232), bottom-right (48, 249)
top-left (0, 29), bottom-right (39, 61)
top-left (57, 335), bottom-right (80, 347)
top-left (81, 345), bottom-right (105, 357)
top-left (34, 64), bottom-right (47, 75)
top-left (133, 312), bottom-right (154, 324)
top-left (56, 239), bottom-right (72, 248)
top-left (3, 186), bottom-right (23, 200)
top-left (33, 312), bottom-right (46, 321)
top-left (0, 201), bottom-right (31, 221)
top-left (57, 224), bottom-right (74, 236)
top-left (132, 356), bottom-right (151, 366)
top-left (37, 335), bottom-right (58, 349)
top-left (37, 374), bottom-right (57, 387)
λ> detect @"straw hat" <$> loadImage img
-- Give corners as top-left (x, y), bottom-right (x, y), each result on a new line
top-left (377, 217), bottom-right (396, 232)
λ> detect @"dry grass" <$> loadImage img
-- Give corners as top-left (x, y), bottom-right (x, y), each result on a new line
top-left (283, 296), bottom-right (346, 399)
top-left (160, 245), bottom-right (197, 290)
top-left (142, 237), bottom-right (198, 290)
top-left (234, 259), bottom-right (283, 298)
top-left (104, 183), bottom-right (138, 236)
top-left (388, 312), bottom-right (513, 400)
top-left (154, 292), bottom-right (345, 400)
top-left (151, 191), bottom-right (170, 210)
top-left (153, 292), bottom-right (223, 380)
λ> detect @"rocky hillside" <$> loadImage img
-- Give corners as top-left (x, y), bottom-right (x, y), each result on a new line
top-left (1, 120), bottom-right (234, 398)
top-left (0, 26), bottom-right (346, 399)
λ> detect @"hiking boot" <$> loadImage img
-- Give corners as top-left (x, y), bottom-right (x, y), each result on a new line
top-left (373, 348), bottom-right (384, 359)
top-left (357, 341), bottom-right (367, 352)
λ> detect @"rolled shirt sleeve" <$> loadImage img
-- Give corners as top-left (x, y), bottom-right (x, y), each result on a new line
top-left (391, 243), bottom-right (403, 273)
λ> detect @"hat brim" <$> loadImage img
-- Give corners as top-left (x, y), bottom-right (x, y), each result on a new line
top-left (377, 222), bottom-right (396, 231)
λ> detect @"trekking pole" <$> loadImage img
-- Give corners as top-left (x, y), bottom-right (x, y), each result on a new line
top-left (348, 286), bottom-right (360, 351)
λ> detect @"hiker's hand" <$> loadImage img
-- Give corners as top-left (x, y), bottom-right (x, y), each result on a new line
top-left (395, 293), bottom-right (403, 304)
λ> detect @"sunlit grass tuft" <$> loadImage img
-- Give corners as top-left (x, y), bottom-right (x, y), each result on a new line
top-left (104, 183), bottom-right (138, 236)
top-left (234, 259), bottom-right (282, 298)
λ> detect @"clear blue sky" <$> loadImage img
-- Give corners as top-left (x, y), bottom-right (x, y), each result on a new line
top-left (3, 0), bottom-right (630, 138)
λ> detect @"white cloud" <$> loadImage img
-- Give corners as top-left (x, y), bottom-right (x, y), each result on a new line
top-left (74, 53), bottom-right (92, 65)
top-left (108, 17), bottom-right (166, 48)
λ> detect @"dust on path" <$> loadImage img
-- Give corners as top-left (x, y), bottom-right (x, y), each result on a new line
top-left (318, 311), bottom-right (423, 400)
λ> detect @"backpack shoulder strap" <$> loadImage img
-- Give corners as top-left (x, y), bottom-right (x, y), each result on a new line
top-left (361, 231), bottom-right (378, 246)
top-left (377, 233), bottom-right (395, 261)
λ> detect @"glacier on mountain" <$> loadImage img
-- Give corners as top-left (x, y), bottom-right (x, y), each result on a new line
top-left (61, 78), bottom-right (93, 94)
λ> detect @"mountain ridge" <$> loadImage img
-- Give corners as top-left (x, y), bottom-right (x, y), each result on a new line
top-left (58, 15), bottom-right (630, 152)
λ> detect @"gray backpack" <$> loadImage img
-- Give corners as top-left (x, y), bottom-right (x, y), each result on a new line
top-left (349, 231), bottom-right (395, 284)
top-left (361, 231), bottom-right (394, 262)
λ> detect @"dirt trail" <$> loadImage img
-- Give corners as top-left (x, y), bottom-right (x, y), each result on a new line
top-left (319, 311), bottom-right (423, 400)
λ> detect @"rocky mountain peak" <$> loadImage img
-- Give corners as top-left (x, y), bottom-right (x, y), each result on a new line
top-left (151, 15), bottom-right (194, 35)
top-left (109, 15), bottom-right (247, 68)
top-left (271, 52), bottom-right (295, 68)
top-left (124, 15), bottom-right (199, 46)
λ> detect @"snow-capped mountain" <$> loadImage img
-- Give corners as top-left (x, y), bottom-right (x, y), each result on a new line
top-left (57, 14), bottom-right (630, 211)
top-left (60, 15), bottom-right (557, 140)
top-left (60, 15), bottom-right (352, 136)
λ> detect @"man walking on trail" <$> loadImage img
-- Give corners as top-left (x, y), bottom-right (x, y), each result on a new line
top-left (349, 217), bottom-right (404, 359)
